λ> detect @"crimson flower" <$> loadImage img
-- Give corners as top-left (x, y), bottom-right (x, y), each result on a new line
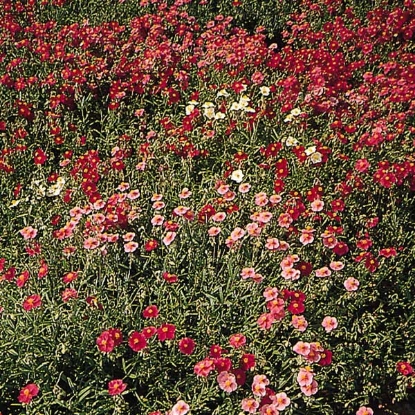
top-left (96, 330), bottom-right (115, 353)
top-left (318, 349), bottom-right (333, 366)
top-left (108, 379), bottom-right (127, 396)
top-left (23, 294), bottom-right (42, 311)
top-left (142, 305), bottom-right (159, 319)
top-left (128, 331), bottom-right (147, 351)
top-left (240, 353), bottom-right (256, 370)
top-left (287, 300), bottom-right (305, 315)
top-left (397, 361), bottom-right (414, 376)
top-left (157, 323), bottom-right (176, 341)
top-left (18, 383), bottom-right (39, 404)
top-left (178, 337), bottom-right (196, 355)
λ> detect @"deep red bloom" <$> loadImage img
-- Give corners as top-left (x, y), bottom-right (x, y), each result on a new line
top-left (144, 239), bottom-right (158, 252)
top-left (178, 337), bottom-right (196, 355)
top-left (33, 148), bottom-right (47, 165)
top-left (209, 344), bottom-right (223, 358)
top-left (215, 357), bottom-right (232, 372)
top-left (332, 242), bottom-right (349, 256)
top-left (23, 294), bottom-right (42, 311)
top-left (96, 330), bottom-right (115, 353)
top-left (18, 383), bottom-right (39, 404)
top-left (163, 272), bottom-right (178, 283)
top-left (128, 331), bottom-right (147, 351)
top-left (240, 353), bottom-right (256, 370)
top-left (142, 305), bottom-right (159, 319)
top-left (109, 328), bottom-right (123, 347)
top-left (397, 361), bottom-right (414, 376)
top-left (232, 368), bottom-right (247, 385)
top-left (108, 379), bottom-right (127, 396)
top-left (287, 300), bottom-right (305, 315)
top-left (318, 349), bottom-right (333, 366)
top-left (157, 323), bottom-right (176, 341)
top-left (142, 326), bottom-right (157, 339)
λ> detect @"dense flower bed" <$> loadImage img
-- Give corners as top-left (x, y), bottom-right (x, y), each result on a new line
top-left (0, 0), bottom-right (415, 414)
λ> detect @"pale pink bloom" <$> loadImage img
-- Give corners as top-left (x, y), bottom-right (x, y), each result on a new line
top-left (136, 161), bottom-right (146, 171)
top-left (281, 267), bottom-right (301, 281)
top-left (253, 374), bottom-right (269, 387)
top-left (306, 343), bottom-right (323, 363)
top-left (252, 382), bottom-right (267, 397)
top-left (208, 226), bottom-right (221, 236)
top-left (259, 404), bottom-right (279, 415)
top-left (267, 298), bottom-right (285, 316)
top-left (315, 266), bottom-right (332, 277)
top-left (252, 273), bottom-right (263, 283)
top-left (344, 277), bottom-right (360, 291)
top-left (322, 234), bottom-right (338, 248)
top-left (127, 189), bottom-right (140, 200)
top-left (70, 207), bottom-right (84, 217)
top-left (291, 315), bottom-right (308, 332)
top-left (241, 267), bottom-right (256, 279)
top-left (356, 406), bottom-right (374, 415)
top-left (278, 241), bottom-right (290, 251)
top-left (107, 234), bottom-right (119, 243)
top-left (124, 241), bottom-right (138, 253)
top-left (223, 191), bottom-right (236, 201)
top-left (246, 222), bottom-right (261, 236)
top-left (301, 379), bottom-right (318, 396)
top-left (255, 192), bottom-right (268, 206)
top-left (265, 237), bottom-right (280, 250)
top-left (217, 371), bottom-right (238, 393)
top-left (263, 287), bottom-right (279, 301)
top-left (117, 193), bottom-right (127, 203)
top-left (241, 397), bottom-right (259, 413)
top-left (258, 211), bottom-right (273, 224)
top-left (117, 182), bottom-right (130, 191)
top-left (278, 213), bottom-right (293, 228)
top-left (194, 358), bottom-right (215, 377)
top-left (238, 183), bottom-right (251, 193)
top-left (211, 212), bottom-right (226, 222)
top-left (172, 206), bottom-right (188, 216)
top-left (250, 212), bottom-right (260, 222)
top-left (322, 316), bottom-right (338, 332)
top-left (225, 237), bottom-right (236, 248)
top-left (179, 188), bottom-right (192, 199)
top-left (310, 199), bottom-right (324, 212)
top-left (230, 227), bottom-right (245, 240)
top-left (84, 237), bottom-right (100, 250)
top-left (274, 392), bottom-right (290, 410)
top-left (299, 229), bottom-right (315, 245)
top-left (217, 184), bottom-right (230, 195)
top-left (151, 215), bottom-right (164, 226)
top-left (330, 261), bottom-right (344, 271)
top-left (269, 194), bottom-right (282, 204)
top-left (83, 204), bottom-right (93, 215)
top-left (280, 256), bottom-right (294, 270)
top-left (151, 193), bottom-right (163, 201)
top-left (293, 341), bottom-right (311, 357)
top-left (123, 232), bottom-right (135, 242)
top-left (163, 231), bottom-right (177, 246)
top-left (152, 201), bottom-right (165, 210)
top-left (92, 213), bottom-right (106, 224)
top-left (297, 368), bottom-right (314, 387)
top-left (128, 210), bottom-right (139, 221)
top-left (19, 226), bottom-right (38, 240)
top-left (171, 400), bottom-right (190, 415)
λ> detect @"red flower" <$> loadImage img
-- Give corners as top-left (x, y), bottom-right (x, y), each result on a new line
top-left (287, 300), bottom-right (305, 315)
top-left (109, 328), bottom-right (123, 347)
top-left (128, 331), bottom-right (147, 351)
top-left (240, 353), bottom-right (256, 370)
top-left (318, 349), bottom-right (333, 366)
top-left (209, 344), bottom-right (223, 358)
top-left (163, 272), bottom-right (178, 283)
top-left (157, 323), bottom-right (176, 341)
top-left (142, 305), bottom-right (159, 319)
top-left (332, 242), bottom-right (349, 256)
top-left (108, 379), bottom-right (127, 396)
top-left (397, 361), bottom-right (414, 376)
top-left (215, 357), bottom-right (232, 372)
top-left (229, 333), bottom-right (246, 348)
top-left (23, 294), bottom-right (42, 311)
top-left (144, 239), bottom-right (158, 252)
top-left (96, 330), bottom-right (115, 353)
top-left (18, 383), bottom-right (39, 404)
top-left (33, 148), bottom-right (47, 165)
top-left (142, 326), bottom-right (157, 339)
top-left (178, 337), bottom-right (196, 355)
top-left (232, 368), bottom-right (247, 385)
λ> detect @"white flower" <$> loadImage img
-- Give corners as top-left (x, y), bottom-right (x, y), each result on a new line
top-left (230, 102), bottom-right (242, 111)
top-left (284, 114), bottom-right (294, 123)
top-left (204, 107), bottom-right (216, 119)
top-left (185, 104), bottom-right (195, 115)
top-left (305, 146), bottom-right (316, 156)
top-left (202, 101), bottom-right (215, 108)
top-left (290, 108), bottom-right (302, 116)
top-left (230, 169), bottom-right (244, 183)
top-left (260, 86), bottom-right (270, 96)
top-left (215, 112), bottom-right (226, 120)
top-left (9, 200), bottom-right (20, 208)
top-left (239, 95), bottom-right (250, 107)
top-left (310, 152), bottom-right (323, 164)
top-left (217, 89), bottom-right (230, 97)
top-left (285, 136), bottom-right (299, 147)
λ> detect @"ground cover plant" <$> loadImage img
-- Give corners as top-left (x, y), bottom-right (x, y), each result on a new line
top-left (1, 0), bottom-right (415, 414)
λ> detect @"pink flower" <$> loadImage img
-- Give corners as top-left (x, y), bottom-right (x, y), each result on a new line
top-left (23, 294), bottom-right (42, 311)
top-left (123, 232), bottom-right (135, 242)
top-left (265, 237), bottom-right (280, 250)
top-left (329, 261), bottom-right (344, 271)
top-left (108, 379), bottom-right (127, 396)
top-left (238, 183), bottom-right (251, 193)
top-left (83, 237), bottom-right (100, 250)
top-left (301, 379), bottom-right (318, 396)
top-left (151, 215), bottom-right (164, 226)
top-left (299, 229), bottom-right (315, 245)
top-left (274, 392), bottom-right (290, 410)
top-left (293, 341), bottom-right (311, 357)
top-left (194, 358), bottom-right (215, 377)
top-left (163, 231), bottom-right (177, 246)
top-left (124, 241), bottom-right (138, 253)
top-left (344, 277), bottom-right (360, 291)
top-left (171, 400), bottom-right (190, 415)
top-left (217, 371), bottom-right (238, 393)
top-left (257, 313), bottom-right (275, 330)
top-left (241, 267), bottom-right (256, 279)
top-left (297, 368), bottom-right (314, 387)
top-left (179, 188), bottom-right (192, 199)
top-left (211, 212), bottom-right (227, 222)
top-left (356, 406), bottom-right (374, 415)
top-left (19, 226), bottom-right (38, 240)
top-left (229, 333), bottom-right (246, 348)
top-left (241, 397), bottom-right (259, 413)
top-left (255, 192), bottom-right (268, 206)
top-left (310, 199), bottom-right (324, 212)
top-left (208, 226), bottom-right (221, 236)
top-left (230, 227), bottom-right (245, 240)
top-left (315, 266), bottom-right (332, 277)
top-left (291, 315), bottom-right (308, 332)
top-left (263, 287), bottom-right (279, 301)
top-left (278, 213), bottom-right (293, 228)
top-left (18, 383), bottom-right (39, 404)
top-left (322, 316), bottom-right (338, 332)
top-left (281, 267), bottom-right (301, 281)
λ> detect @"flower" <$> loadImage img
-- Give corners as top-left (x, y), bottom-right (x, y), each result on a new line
top-left (344, 277), bottom-right (360, 291)
top-left (397, 361), bottom-right (414, 376)
top-left (178, 337), bottom-right (196, 355)
top-left (18, 383), bottom-right (39, 404)
top-left (19, 226), bottom-right (38, 240)
top-left (321, 316), bottom-right (338, 332)
top-left (194, 358), bottom-right (215, 377)
top-left (241, 397), bottom-right (259, 413)
top-left (171, 400), bottom-right (190, 415)
top-left (128, 331), bottom-right (147, 352)
top-left (217, 371), bottom-right (238, 393)
top-left (356, 406), bottom-right (374, 415)
top-left (108, 379), bottom-right (127, 396)
top-left (157, 323), bottom-right (176, 341)
top-left (23, 294), bottom-right (42, 311)
top-left (230, 169), bottom-right (244, 183)
top-left (96, 330), bottom-right (115, 353)
top-left (229, 333), bottom-right (246, 348)
top-left (142, 305), bottom-right (159, 318)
